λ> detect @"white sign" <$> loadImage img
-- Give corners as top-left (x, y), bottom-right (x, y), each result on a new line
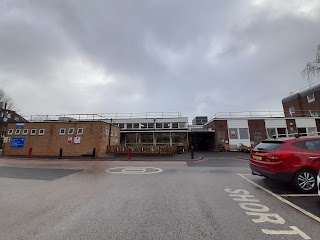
top-left (3, 137), bottom-right (10, 143)
top-left (74, 136), bottom-right (81, 144)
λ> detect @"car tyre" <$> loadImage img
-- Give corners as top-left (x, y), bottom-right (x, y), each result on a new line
top-left (293, 169), bottom-right (317, 193)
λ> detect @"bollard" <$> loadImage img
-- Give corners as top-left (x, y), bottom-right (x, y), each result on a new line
top-left (128, 147), bottom-right (132, 160)
top-left (59, 148), bottom-right (63, 159)
top-left (92, 148), bottom-right (96, 159)
top-left (190, 146), bottom-right (194, 159)
top-left (28, 148), bottom-right (33, 158)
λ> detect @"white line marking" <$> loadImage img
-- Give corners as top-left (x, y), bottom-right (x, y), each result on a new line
top-left (106, 167), bottom-right (163, 174)
top-left (280, 194), bottom-right (319, 197)
top-left (238, 173), bottom-right (320, 223)
top-left (239, 173), bottom-right (252, 176)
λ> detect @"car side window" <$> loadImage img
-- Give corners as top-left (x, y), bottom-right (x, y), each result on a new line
top-left (304, 140), bottom-right (320, 151)
top-left (292, 141), bottom-right (307, 149)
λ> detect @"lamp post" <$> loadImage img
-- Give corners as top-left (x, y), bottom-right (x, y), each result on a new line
top-left (108, 118), bottom-right (113, 145)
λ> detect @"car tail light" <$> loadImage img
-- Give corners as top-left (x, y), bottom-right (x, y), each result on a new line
top-left (266, 153), bottom-right (293, 162)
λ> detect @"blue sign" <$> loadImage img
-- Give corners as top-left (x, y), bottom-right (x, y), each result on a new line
top-left (16, 123), bottom-right (25, 129)
top-left (11, 138), bottom-right (25, 148)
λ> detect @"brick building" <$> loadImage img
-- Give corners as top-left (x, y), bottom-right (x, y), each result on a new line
top-left (204, 112), bottom-right (320, 151)
top-left (282, 82), bottom-right (320, 117)
top-left (2, 121), bottom-right (119, 157)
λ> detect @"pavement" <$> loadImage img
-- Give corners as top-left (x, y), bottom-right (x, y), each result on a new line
top-left (0, 154), bottom-right (319, 240)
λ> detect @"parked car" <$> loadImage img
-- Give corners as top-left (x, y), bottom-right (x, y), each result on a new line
top-left (318, 172), bottom-right (320, 196)
top-left (250, 136), bottom-right (320, 193)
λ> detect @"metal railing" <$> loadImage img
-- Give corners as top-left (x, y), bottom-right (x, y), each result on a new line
top-left (107, 145), bottom-right (178, 156)
top-left (23, 112), bottom-right (183, 122)
top-left (288, 81), bottom-right (320, 95)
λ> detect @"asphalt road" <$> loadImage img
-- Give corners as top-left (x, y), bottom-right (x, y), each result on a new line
top-left (0, 157), bottom-right (319, 240)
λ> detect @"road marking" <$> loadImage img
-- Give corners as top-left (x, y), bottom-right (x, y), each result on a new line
top-left (106, 167), bottom-right (163, 174)
top-left (280, 194), bottom-right (319, 197)
top-left (225, 188), bottom-right (310, 239)
top-left (238, 173), bottom-right (320, 223)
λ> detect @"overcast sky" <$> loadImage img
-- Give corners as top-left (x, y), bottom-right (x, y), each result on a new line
top-left (1, 0), bottom-right (320, 120)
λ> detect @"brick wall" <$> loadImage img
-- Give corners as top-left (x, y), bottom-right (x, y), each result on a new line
top-left (248, 120), bottom-right (267, 146)
top-left (283, 91), bottom-right (320, 117)
top-left (213, 120), bottom-right (228, 151)
top-left (3, 122), bottom-right (120, 157)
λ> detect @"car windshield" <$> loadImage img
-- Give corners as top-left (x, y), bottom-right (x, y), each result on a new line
top-left (254, 141), bottom-right (285, 151)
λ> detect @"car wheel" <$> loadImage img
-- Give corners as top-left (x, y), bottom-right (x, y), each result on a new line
top-left (293, 169), bottom-right (317, 193)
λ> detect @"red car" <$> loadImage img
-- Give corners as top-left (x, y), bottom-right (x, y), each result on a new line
top-left (250, 136), bottom-right (320, 193)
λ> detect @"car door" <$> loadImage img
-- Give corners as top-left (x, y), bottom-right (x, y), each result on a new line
top-left (301, 139), bottom-right (320, 172)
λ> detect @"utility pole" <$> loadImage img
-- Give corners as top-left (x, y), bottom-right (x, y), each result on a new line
top-left (108, 118), bottom-right (113, 145)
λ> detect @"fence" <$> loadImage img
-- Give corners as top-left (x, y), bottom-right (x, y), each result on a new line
top-left (107, 145), bottom-right (179, 156)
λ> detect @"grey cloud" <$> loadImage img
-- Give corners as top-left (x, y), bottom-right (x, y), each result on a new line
top-left (0, 0), bottom-right (320, 119)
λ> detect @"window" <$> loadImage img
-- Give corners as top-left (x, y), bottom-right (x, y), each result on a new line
top-left (148, 123), bottom-right (154, 129)
top-left (239, 128), bottom-right (249, 139)
top-left (297, 128), bottom-right (307, 136)
top-left (172, 123), bottom-right (179, 128)
top-left (307, 94), bottom-right (315, 103)
top-left (60, 128), bottom-right (66, 135)
top-left (7, 129), bottom-right (13, 135)
top-left (267, 128), bottom-right (276, 139)
top-left (30, 129), bottom-right (37, 135)
top-left (39, 129), bottom-right (45, 135)
top-left (141, 133), bottom-right (153, 143)
top-left (163, 123), bottom-right (170, 129)
top-left (179, 123), bottom-right (187, 128)
top-left (172, 133), bottom-right (186, 143)
top-left (254, 141), bottom-right (285, 151)
top-left (307, 127), bottom-right (317, 136)
top-left (156, 123), bottom-right (162, 129)
top-left (305, 140), bottom-right (320, 151)
top-left (22, 129), bottom-right (29, 135)
top-left (110, 130), bottom-right (113, 136)
top-left (68, 128), bottom-right (74, 135)
top-left (289, 107), bottom-right (295, 115)
top-left (114, 131), bottom-right (117, 137)
top-left (14, 129), bottom-right (21, 135)
top-left (115, 139), bottom-right (118, 144)
top-left (155, 133), bottom-right (170, 143)
top-left (229, 128), bottom-right (238, 139)
top-left (141, 123), bottom-right (147, 129)
top-left (106, 129), bottom-right (109, 135)
top-left (277, 128), bottom-right (287, 138)
top-left (77, 128), bottom-right (83, 135)
top-left (119, 123), bottom-right (124, 129)
top-left (125, 133), bottom-right (138, 144)
top-left (126, 123), bottom-right (133, 129)
top-left (133, 123), bottom-right (139, 129)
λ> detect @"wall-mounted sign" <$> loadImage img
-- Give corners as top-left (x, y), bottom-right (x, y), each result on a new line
top-left (67, 137), bottom-right (72, 144)
top-left (191, 128), bottom-right (209, 132)
top-left (4, 137), bottom-right (10, 143)
top-left (16, 123), bottom-right (25, 129)
top-left (11, 138), bottom-right (25, 148)
top-left (74, 136), bottom-right (81, 144)
top-left (231, 131), bottom-right (236, 137)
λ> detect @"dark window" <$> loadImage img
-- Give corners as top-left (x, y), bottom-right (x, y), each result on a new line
top-left (156, 123), bottom-right (162, 129)
top-left (297, 128), bottom-right (307, 136)
top-left (133, 123), bottom-right (139, 129)
top-left (119, 123), bottom-right (124, 129)
top-left (141, 133), bottom-right (153, 143)
top-left (292, 141), bottom-right (307, 149)
top-left (148, 123), bottom-right (154, 129)
top-left (163, 123), bottom-right (170, 128)
top-left (172, 133), bottom-right (186, 143)
top-left (125, 133), bottom-right (136, 143)
top-left (141, 123), bottom-right (147, 129)
top-left (155, 133), bottom-right (170, 143)
top-left (127, 123), bottom-right (132, 129)
top-left (254, 141), bottom-right (285, 151)
top-left (172, 123), bottom-right (179, 128)
top-left (277, 128), bottom-right (287, 138)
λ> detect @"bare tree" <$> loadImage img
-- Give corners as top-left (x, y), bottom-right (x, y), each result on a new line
top-left (0, 88), bottom-right (16, 110)
top-left (302, 44), bottom-right (320, 85)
